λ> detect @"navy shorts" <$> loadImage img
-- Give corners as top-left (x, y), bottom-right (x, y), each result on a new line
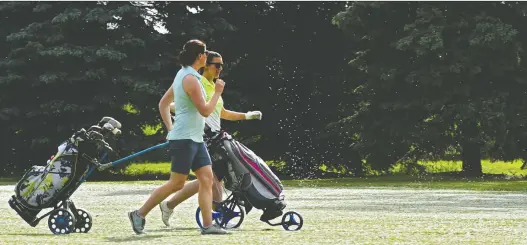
top-left (169, 139), bottom-right (212, 175)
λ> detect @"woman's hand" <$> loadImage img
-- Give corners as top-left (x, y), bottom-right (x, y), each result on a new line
top-left (245, 111), bottom-right (262, 120)
top-left (215, 79), bottom-right (225, 94)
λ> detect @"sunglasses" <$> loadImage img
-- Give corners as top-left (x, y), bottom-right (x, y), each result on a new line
top-left (208, 62), bottom-right (224, 69)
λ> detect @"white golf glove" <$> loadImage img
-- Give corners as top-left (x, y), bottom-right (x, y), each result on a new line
top-left (245, 111), bottom-right (262, 120)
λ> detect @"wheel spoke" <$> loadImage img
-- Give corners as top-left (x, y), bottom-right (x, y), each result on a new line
top-left (281, 211), bottom-right (303, 231)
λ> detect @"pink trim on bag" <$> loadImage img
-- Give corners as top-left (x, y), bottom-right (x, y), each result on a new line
top-left (237, 146), bottom-right (281, 195)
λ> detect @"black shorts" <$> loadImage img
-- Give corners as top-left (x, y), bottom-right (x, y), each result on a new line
top-left (169, 139), bottom-right (212, 175)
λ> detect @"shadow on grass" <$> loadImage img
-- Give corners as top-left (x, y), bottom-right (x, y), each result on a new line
top-left (106, 234), bottom-right (167, 242)
top-left (2, 233), bottom-right (59, 237)
top-left (148, 227), bottom-right (198, 232)
top-left (148, 226), bottom-right (279, 233)
top-left (236, 228), bottom-right (277, 232)
top-left (100, 189), bottom-right (152, 196)
top-left (106, 230), bottom-right (204, 242)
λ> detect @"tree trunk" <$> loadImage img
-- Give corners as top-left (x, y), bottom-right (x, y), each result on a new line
top-left (520, 138), bottom-right (527, 169)
top-left (461, 121), bottom-right (482, 177)
top-left (343, 149), bottom-right (364, 177)
top-left (349, 150), bottom-right (364, 177)
top-left (521, 158), bottom-right (527, 170)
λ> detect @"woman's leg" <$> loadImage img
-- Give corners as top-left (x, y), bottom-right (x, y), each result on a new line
top-left (192, 142), bottom-right (229, 234)
top-left (129, 139), bottom-right (196, 234)
top-left (129, 172), bottom-right (187, 234)
top-left (211, 161), bottom-right (228, 204)
top-left (166, 173), bottom-right (222, 210)
top-left (160, 166), bottom-right (224, 227)
top-left (137, 172), bottom-right (187, 217)
top-left (212, 175), bottom-right (223, 203)
top-left (165, 142), bottom-right (226, 211)
top-left (166, 179), bottom-right (200, 209)
top-left (193, 165), bottom-right (214, 227)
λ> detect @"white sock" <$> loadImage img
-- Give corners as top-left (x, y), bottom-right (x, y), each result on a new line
top-left (164, 201), bottom-right (176, 210)
top-left (135, 210), bottom-right (145, 219)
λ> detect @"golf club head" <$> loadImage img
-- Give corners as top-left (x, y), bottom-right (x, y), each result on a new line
top-left (99, 117), bottom-right (122, 129)
top-left (88, 125), bottom-right (102, 133)
top-left (102, 122), bottom-right (114, 131)
top-left (102, 122), bottom-right (121, 136)
top-left (87, 130), bottom-right (104, 141)
top-left (72, 128), bottom-right (87, 141)
top-left (112, 128), bottom-right (121, 136)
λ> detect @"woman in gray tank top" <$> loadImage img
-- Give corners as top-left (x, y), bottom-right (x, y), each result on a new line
top-left (128, 39), bottom-right (229, 235)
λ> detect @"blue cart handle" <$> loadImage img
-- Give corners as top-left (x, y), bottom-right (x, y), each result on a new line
top-left (97, 141), bottom-right (169, 171)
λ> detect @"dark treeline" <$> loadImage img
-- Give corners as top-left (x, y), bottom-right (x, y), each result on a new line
top-left (2, 2), bottom-right (527, 178)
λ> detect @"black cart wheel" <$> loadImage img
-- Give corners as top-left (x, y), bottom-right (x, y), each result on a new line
top-left (73, 208), bottom-right (93, 233)
top-left (48, 208), bottom-right (75, 235)
top-left (215, 202), bottom-right (245, 229)
top-left (281, 211), bottom-right (303, 231)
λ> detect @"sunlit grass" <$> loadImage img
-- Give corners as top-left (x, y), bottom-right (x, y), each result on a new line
top-left (120, 162), bottom-right (196, 177)
top-left (2, 182), bottom-right (527, 244)
top-left (141, 123), bottom-right (162, 136)
top-left (319, 159), bottom-right (527, 177)
top-left (416, 159), bottom-right (527, 176)
top-left (122, 103), bottom-right (138, 114)
top-left (123, 159), bottom-right (527, 177)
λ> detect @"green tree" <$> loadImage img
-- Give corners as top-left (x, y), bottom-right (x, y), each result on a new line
top-left (0, 2), bottom-right (38, 175)
top-left (0, 2), bottom-right (172, 174)
top-left (333, 2), bottom-right (525, 176)
top-left (209, 2), bottom-right (354, 178)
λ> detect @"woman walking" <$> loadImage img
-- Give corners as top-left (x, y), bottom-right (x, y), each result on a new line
top-left (159, 51), bottom-right (262, 227)
top-left (128, 39), bottom-right (229, 235)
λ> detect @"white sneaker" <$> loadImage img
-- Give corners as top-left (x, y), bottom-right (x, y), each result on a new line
top-left (201, 224), bottom-right (230, 235)
top-left (159, 201), bottom-right (174, 227)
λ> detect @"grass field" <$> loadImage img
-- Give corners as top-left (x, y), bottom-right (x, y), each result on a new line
top-left (282, 176), bottom-right (527, 192)
top-left (417, 159), bottom-right (527, 176)
top-left (119, 159), bottom-right (527, 178)
top-left (2, 181), bottom-right (527, 244)
top-left (3, 160), bottom-right (527, 244)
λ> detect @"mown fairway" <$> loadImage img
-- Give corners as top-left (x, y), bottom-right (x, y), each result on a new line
top-left (2, 181), bottom-right (527, 245)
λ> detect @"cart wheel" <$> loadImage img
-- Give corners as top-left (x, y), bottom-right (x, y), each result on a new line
top-left (215, 202), bottom-right (245, 229)
top-left (73, 208), bottom-right (92, 233)
top-left (281, 211), bottom-right (303, 231)
top-left (195, 207), bottom-right (223, 229)
top-left (48, 208), bottom-right (75, 235)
